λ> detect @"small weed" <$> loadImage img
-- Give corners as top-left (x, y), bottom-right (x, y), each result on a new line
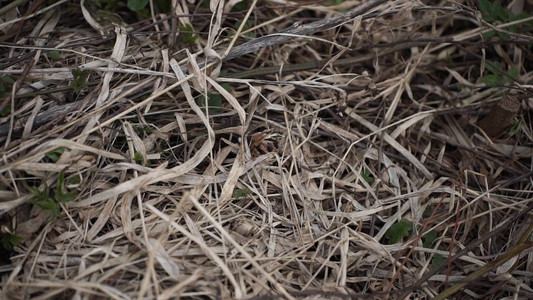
top-left (30, 185), bottom-right (59, 222)
top-left (385, 219), bottom-right (412, 244)
top-left (47, 50), bottom-right (61, 59)
top-left (233, 188), bottom-right (252, 199)
top-left (133, 151), bottom-right (152, 166)
top-left (68, 174), bottom-right (82, 186)
top-left (196, 83), bottom-right (231, 113)
top-left (361, 169), bottom-right (374, 183)
top-left (179, 24), bottom-right (199, 44)
top-left (480, 60), bottom-right (518, 85)
top-left (234, 20), bottom-right (256, 39)
top-left (431, 253), bottom-right (446, 266)
top-left (422, 230), bottom-right (447, 265)
top-left (506, 119), bottom-right (521, 137)
top-left (54, 172), bottom-right (79, 203)
top-left (30, 172), bottom-right (78, 222)
top-left (70, 69), bottom-right (90, 93)
top-left (479, 0), bottom-right (533, 39)
top-left (423, 230), bottom-right (438, 248)
top-left (1, 232), bottom-right (22, 251)
top-left (45, 147), bottom-right (65, 162)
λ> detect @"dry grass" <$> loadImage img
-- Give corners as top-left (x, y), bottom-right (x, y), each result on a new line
top-left (1, 0), bottom-right (532, 299)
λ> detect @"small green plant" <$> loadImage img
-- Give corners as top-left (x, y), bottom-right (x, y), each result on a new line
top-left (422, 229), bottom-right (446, 266)
top-left (385, 219), bottom-right (413, 244)
top-left (506, 119), bottom-right (521, 138)
top-left (46, 147), bottom-right (65, 162)
top-left (70, 69), bottom-right (90, 93)
top-left (423, 230), bottom-right (438, 248)
top-left (197, 93), bottom-right (223, 112)
top-left (479, 0), bottom-right (533, 39)
top-left (179, 24), bottom-right (199, 44)
top-left (481, 61), bottom-right (518, 85)
top-left (47, 50), bottom-right (61, 59)
top-left (54, 172), bottom-right (79, 203)
top-left (233, 20), bottom-right (256, 39)
top-left (133, 151), bottom-right (152, 166)
top-left (196, 83), bottom-right (231, 113)
top-left (30, 172), bottom-right (78, 222)
top-left (431, 253), bottom-right (446, 266)
top-left (1, 232), bottom-right (22, 251)
top-left (30, 185), bottom-right (59, 222)
top-left (361, 169), bottom-right (374, 183)
top-left (233, 188), bottom-right (252, 199)
top-left (68, 174), bottom-right (82, 186)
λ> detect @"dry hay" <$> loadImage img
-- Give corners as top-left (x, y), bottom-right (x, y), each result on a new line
top-left (1, 0), bottom-right (532, 299)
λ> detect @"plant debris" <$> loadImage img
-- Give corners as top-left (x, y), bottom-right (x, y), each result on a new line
top-left (1, 0), bottom-right (532, 299)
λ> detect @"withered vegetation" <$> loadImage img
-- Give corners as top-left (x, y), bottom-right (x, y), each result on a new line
top-left (1, 0), bottom-right (532, 299)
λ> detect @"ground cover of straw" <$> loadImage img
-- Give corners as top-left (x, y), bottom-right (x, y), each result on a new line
top-left (1, 0), bottom-right (532, 299)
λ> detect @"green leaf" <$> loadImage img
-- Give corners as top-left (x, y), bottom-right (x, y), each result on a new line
top-left (481, 74), bottom-right (501, 85)
top-left (492, 1), bottom-right (506, 21)
top-left (47, 50), bottom-right (61, 59)
top-left (220, 83), bottom-right (231, 91)
top-left (485, 61), bottom-right (501, 75)
top-left (56, 190), bottom-right (78, 203)
top-left (385, 219), bottom-right (413, 244)
top-left (506, 119), bottom-right (521, 138)
top-left (1, 233), bottom-right (22, 251)
top-left (0, 104), bottom-right (11, 117)
top-left (32, 197), bottom-right (55, 211)
top-left (507, 67), bottom-right (518, 81)
top-left (29, 186), bottom-right (44, 197)
top-left (423, 230), bottom-right (438, 248)
top-left (179, 24), bottom-right (199, 44)
top-left (197, 93), bottom-right (222, 113)
top-left (234, 20), bottom-right (256, 39)
top-left (46, 147), bottom-right (65, 162)
top-left (133, 151), bottom-right (144, 163)
top-left (233, 188), bottom-right (252, 198)
top-left (57, 172), bottom-right (66, 190)
top-left (234, 0), bottom-right (248, 11)
top-left (69, 175), bottom-right (82, 185)
top-left (432, 253), bottom-right (446, 266)
top-left (127, 0), bottom-right (149, 11)
top-left (70, 69), bottom-right (90, 93)
top-left (361, 169), bottom-right (374, 183)
top-left (496, 31), bottom-right (510, 40)
top-left (0, 75), bottom-right (15, 85)
top-left (54, 172), bottom-right (77, 202)
top-left (29, 184), bottom-right (62, 221)
top-left (482, 30), bottom-right (496, 39)
top-left (478, 0), bottom-right (492, 18)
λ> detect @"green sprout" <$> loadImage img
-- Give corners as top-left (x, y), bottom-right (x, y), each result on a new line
top-left (30, 172), bottom-right (79, 222)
